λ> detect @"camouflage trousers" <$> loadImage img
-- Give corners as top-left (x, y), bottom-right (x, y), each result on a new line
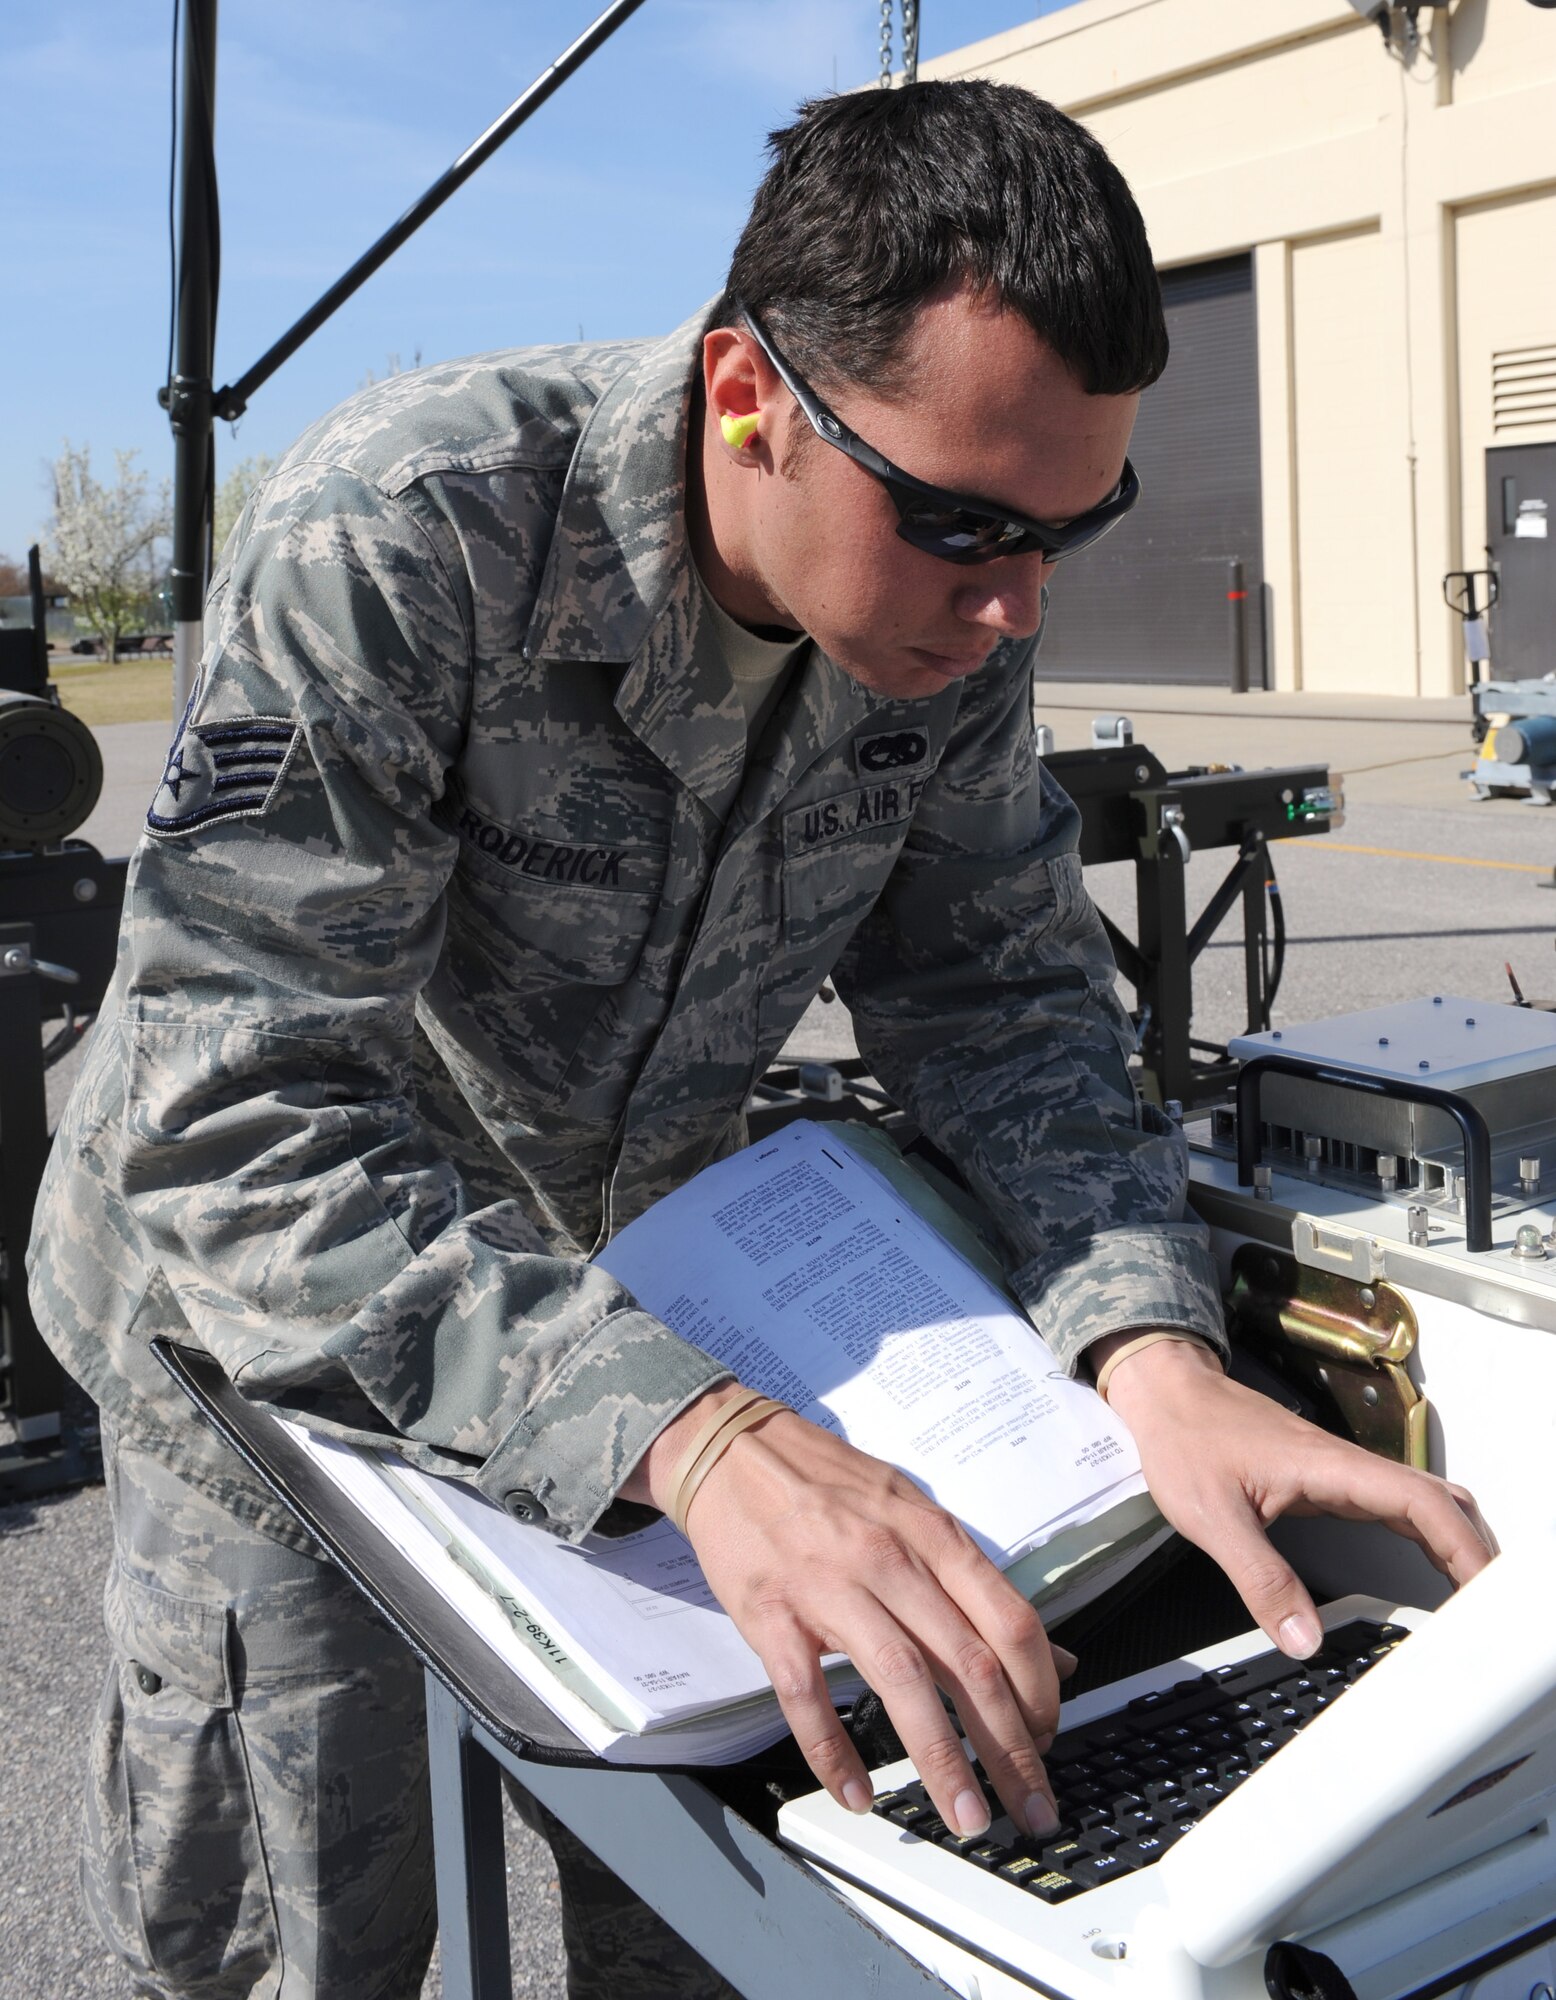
top-left (87, 1421), bottom-right (739, 1998)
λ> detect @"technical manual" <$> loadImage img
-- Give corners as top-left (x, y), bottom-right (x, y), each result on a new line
top-left (283, 1122), bottom-right (1166, 1762)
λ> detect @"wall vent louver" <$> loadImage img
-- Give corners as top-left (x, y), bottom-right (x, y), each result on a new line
top-left (1492, 342), bottom-right (1556, 434)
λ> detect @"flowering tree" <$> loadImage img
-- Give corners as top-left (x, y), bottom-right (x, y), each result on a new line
top-left (44, 443), bottom-right (170, 662)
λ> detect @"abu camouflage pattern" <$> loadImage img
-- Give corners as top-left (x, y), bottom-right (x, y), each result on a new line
top-left (28, 305), bottom-right (1226, 1553)
top-left (87, 1423), bottom-right (438, 1997)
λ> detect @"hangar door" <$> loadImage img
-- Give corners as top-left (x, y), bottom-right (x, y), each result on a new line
top-left (1036, 255), bottom-right (1265, 688)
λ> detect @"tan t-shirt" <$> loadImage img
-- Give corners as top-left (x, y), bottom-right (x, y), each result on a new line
top-left (695, 566), bottom-right (809, 754)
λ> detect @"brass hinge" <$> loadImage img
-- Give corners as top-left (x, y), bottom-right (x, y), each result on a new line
top-left (1227, 1245), bottom-right (1428, 1469)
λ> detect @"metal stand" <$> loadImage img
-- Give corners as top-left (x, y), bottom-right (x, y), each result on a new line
top-left (0, 922), bottom-right (63, 1459)
top-left (1045, 747), bottom-right (1336, 1111)
top-left (0, 845), bottom-right (127, 1498)
top-left (425, 1673), bottom-right (958, 2000)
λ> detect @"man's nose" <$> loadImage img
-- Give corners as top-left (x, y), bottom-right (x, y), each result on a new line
top-left (953, 557), bottom-right (1052, 638)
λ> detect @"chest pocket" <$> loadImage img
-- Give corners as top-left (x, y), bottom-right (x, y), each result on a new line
top-left (779, 779), bottom-right (922, 962)
top-left (439, 840), bottom-right (667, 1105)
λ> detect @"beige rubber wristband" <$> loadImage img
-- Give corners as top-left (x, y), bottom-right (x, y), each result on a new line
top-left (662, 1388), bottom-right (767, 1500)
top-left (660, 1387), bottom-right (773, 1533)
top-left (668, 1395), bottom-right (789, 1539)
top-left (1093, 1329), bottom-right (1218, 1405)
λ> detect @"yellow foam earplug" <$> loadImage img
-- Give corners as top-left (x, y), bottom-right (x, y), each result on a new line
top-left (720, 410), bottom-right (761, 451)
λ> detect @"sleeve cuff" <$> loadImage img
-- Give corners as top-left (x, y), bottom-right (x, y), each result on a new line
top-left (473, 1307), bottom-right (732, 1539)
top-left (1011, 1221), bottom-right (1229, 1376)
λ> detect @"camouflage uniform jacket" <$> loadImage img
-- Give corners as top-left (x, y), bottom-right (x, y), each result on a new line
top-left (29, 308), bottom-right (1226, 1549)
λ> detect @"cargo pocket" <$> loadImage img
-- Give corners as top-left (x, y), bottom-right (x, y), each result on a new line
top-left (85, 1564), bottom-right (279, 1996)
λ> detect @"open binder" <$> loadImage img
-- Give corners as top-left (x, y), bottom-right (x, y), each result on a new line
top-left (154, 1337), bottom-right (606, 1767)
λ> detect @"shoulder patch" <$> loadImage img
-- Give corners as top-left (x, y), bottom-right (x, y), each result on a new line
top-left (146, 717), bottom-right (301, 837)
top-left (855, 727), bottom-right (930, 777)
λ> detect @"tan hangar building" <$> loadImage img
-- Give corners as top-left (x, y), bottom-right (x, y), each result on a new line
top-left (925, 0), bottom-right (1556, 696)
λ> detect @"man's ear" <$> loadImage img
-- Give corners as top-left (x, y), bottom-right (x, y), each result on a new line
top-left (703, 326), bottom-right (766, 458)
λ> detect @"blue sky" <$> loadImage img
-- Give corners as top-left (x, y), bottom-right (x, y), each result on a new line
top-left (3, 0), bottom-right (1078, 562)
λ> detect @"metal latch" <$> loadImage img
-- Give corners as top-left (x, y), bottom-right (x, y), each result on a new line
top-left (1227, 1245), bottom-right (1428, 1469)
top-left (0, 939), bottom-right (80, 985)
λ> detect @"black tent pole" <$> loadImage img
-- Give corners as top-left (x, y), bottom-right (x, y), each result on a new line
top-left (161, 0), bottom-right (219, 722)
top-left (159, 0), bottom-right (648, 725)
top-left (212, 0), bottom-right (649, 423)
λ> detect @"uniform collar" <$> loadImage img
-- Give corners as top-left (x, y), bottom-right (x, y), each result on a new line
top-left (522, 302), bottom-right (901, 811)
top-left (523, 307), bottom-right (707, 670)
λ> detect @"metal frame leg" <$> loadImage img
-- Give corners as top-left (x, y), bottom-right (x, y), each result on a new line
top-left (426, 1671), bottom-right (514, 2000)
top-left (509, 1733), bottom-right (959, 2000)
top-left (0, 923), bottom-right (64, 1437)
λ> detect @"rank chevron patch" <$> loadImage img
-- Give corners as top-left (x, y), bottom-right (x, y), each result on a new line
top-left (146, 716), bottom-right (302, 837)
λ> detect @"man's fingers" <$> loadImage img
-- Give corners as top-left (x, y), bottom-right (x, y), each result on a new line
top-left (927, 1528), bottom-right (1064, 1747)
top-left (828, 1590), bottom-right (1001, 1836)
top-left (759, 1616), bottom-right (877, 1815)
top-left (916, 1621), bottom-right (1060, 1838)
top-left (1178, 1493), bottom-right (1324, 1658)
top-left (1450, 1483), bottom-right (1500, 1559)
top-left (1291, 1451), bottom-right (1498, 1588)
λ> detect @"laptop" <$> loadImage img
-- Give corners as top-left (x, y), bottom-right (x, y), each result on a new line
top-left (778, 1534), bottom-right (1556, 1999)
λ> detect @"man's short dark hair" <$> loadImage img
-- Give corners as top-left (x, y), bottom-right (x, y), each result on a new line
top-left (717, 80), bottom-right (1167, 401)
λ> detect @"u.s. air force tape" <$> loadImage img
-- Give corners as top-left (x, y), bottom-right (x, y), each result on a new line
top-left (146, 717), bottom-right (302, 836)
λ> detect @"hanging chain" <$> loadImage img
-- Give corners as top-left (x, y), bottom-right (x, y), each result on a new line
top-left (879, 0), bottom-right (919, 88)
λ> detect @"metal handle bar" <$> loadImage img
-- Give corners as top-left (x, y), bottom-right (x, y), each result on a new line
top-left (1235, 1053), bottom-right (1493, 1254)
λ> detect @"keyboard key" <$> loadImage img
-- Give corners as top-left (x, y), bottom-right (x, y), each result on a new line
top-left (1025, 1870), bottom-right (1085, 1904)
top-left (1122, 1831), bottom-right (1167, 1864)
top-left (997, 1854), bottom-right (1053, 1886)
top-left (1070, 1852), bottom-right (1134, 1888)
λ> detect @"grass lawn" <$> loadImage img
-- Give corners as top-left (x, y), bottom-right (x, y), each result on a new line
top-left (49, 654), bottom-right (176, 728)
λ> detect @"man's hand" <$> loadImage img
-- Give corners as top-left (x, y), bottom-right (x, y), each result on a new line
top-left (1092, 1333), bottom-right (1498, 1656)
top-left (622, 1385), bottom-right (1074, 1838)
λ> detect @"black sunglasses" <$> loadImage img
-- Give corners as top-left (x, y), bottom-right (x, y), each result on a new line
top-left (736, 302), bottom-right (1140, 567)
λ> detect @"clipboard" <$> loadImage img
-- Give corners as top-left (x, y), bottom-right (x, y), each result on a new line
top-left (153, 1336), bottom-right (612, 1768)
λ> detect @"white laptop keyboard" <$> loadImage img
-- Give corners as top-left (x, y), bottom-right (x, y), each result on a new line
top-left (779, 1608), bottom-right (1413, 1988)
